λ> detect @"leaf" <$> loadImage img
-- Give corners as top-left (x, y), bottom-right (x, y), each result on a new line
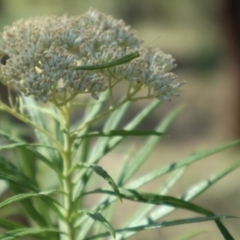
top-left (0, 180), bottom-right (8, 197)
top-left (72, 91), bottom-right (110, 158)
top-left (88, 102), bottom-right (131, 165)
top-left (0, 156), bottom-right (39, 191)
top-left (0, 190), bottom-right (64, 227)
top-left (0, 129), bottom-right (61, 175)
top-left (86, 188), bottom-right (235, 240)
top-left (0, 143), bottom-right (56, 150)
top-left (22, 96), bottom-right (63, 169)
top-left (78, 163), bottom-right (122, 202)
top-left (119, 105), bottom-right (184, 185)
top-left (81, 143), bottom-right (240, 240)
top-left (84, 215), bottom-right (236, 240)
top-left (128, 139), bottom-right (240, 189)
top-left (0, 218), bottom-right (23, 230)
top-left (0, 129), bottom-right (58, 151)
top-left (15, 145), bottom-right (38, 184)
top-left (124, 168), bottom-right (186, 229)
top-left (73, 100), bottom-right (131, 226)
top-left (77, 100), bottom-right (159, 195)
top-left (53, 107), bottom-right (64, 145)
top-left (0, 130), bottom-right (23, 143)
top-left (71, 93), bottom-right (112, 215)
top-left (147, 160), bottom-right (240, 225)
top-left (76, 105), bottom-right (183, 237)
top-left (0, 190), bottom-right (61, 210)
top-left (26, 146), bottom-right (62, 176)
top-left (82, 210), bottom-right (115, 239)
top-left (86, 188), bottom-right (210, 214)
top-left (74, 101), bottom-right (172, 239)
top-left (0, 227), bottom-right (61, 240)
top-left (87, 100), bottom-right (160, 167)
top-left (181, 160), bottom-right (240, 201)
top-left (117, 156), bottom-right (240, 240)
top-left (78, 130), bottom-right (165, 138)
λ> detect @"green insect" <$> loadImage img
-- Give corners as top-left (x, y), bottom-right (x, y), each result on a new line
top-left (74, 51), bottom-right (140, 70)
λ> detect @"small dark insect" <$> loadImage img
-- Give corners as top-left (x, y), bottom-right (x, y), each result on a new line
top-left (0, 54), bottom-right (10, 65)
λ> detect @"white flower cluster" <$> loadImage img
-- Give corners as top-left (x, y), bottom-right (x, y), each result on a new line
top-left (0, 9), bottom-right (183, 103)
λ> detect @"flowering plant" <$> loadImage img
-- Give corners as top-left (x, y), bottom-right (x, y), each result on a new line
top-left (0, 9), bottom-right (238, 240)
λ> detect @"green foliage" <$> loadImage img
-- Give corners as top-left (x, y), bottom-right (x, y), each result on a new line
top-left (0, 9), bottom-right (238, 238)
top-left (0, 91), bottom-right (239, 240)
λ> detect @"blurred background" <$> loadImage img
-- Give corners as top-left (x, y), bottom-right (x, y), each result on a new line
top-left (0, 0), bottom-right (239, 239)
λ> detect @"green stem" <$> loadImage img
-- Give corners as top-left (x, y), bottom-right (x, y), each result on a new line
top-left (59, 104), bottom-right (75, 240)
top-left (0, 101), bottom-right (63, 150)
top-left (71, 85), bottom-right (141, 136)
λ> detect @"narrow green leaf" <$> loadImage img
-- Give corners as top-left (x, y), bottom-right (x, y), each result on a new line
top-left (82, 210), bottom-right (115, 239)
top-left (88, 102), bottom-right (131, 165)
top-left (0, 143), bottom-right (58, 150)
top-left (89, 100), bottom-right (160, 165)
top-left (73, 101), bottom-right (130, 213)
top-left (22, 96), bottom-right (63, 169)
top-left (84, 215), bottom-right (236, 240)
top-left (0, 128), bottom-right (61, 175)
top-left (91, 164), bottom-right (121, 202)
top-left (75, 100), bottom-right (163, 239)
top-left (181, 160), bottom-right (240, 201)
top-left (80, 100), bottom-right (160, 195)
top-left (86, 188), bottom-right (235, 240)
top-left (129, 139), bottom-right (240, 189)
top-left (74, 163), bottom-right (122, 202)
top-left (0, 130), bottom-right (23, 143)
top-left (0, 190), bottom-right (61, 210)
top-left (87, 188), bottom-right (212, 215)
top-left (72, 91), bottom-right (110, 158)
top-left (78, 130), bottom-right (165, 138)
top-left (1, 190), bottom-right (65, 230)
top-left (26, 147), bottom-right (62, 176)
top-left (120, 105), bottom-right (184, 185)
top-left (79, 137), bottom-right (90, 164)
top-left (124, 168), bottom-right (186, 229)
top-left (0, 156), bottom-right (39, 191)
top-left (0, 190), bottom-right (64, 225)
top-left (80, 148), bottom-right (240, 240)
top-left (146, 161), bottom-right (240, 228)
top-left (0, 180), bottom-right (8, 197)
top-left (0, 218), bottom-right (23, 230)
top-left (0, 227), bottom-right (61, 240)
top-left (16, 145), bottom-right (37, 184)
top-left (0, 172), bottom-right (37, 192)
top-left (8, 185), bottom-right (54, 228)
top-left (53, 107), bottom-right (64, 145)
top-left (71, 94), bottom-right (111, 221)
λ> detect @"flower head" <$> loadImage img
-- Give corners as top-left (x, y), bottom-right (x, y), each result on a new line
top-left (0, 9), bottom-right (184, 104)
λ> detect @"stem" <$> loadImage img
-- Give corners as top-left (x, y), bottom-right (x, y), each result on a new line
top-left (71, 85), bottom-right (141, 136)
top-left (71, 99), bottom-right (127, 136)
top-left (59, 104), bottom-right (75, 240)
top-left (0, 101), bottom-right (63, 150)
top-left (57, 85), bottom-right (144, 239)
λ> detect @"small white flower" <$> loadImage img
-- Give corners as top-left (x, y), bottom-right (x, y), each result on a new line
top-left (0, 9), bottom-right (184, 104)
